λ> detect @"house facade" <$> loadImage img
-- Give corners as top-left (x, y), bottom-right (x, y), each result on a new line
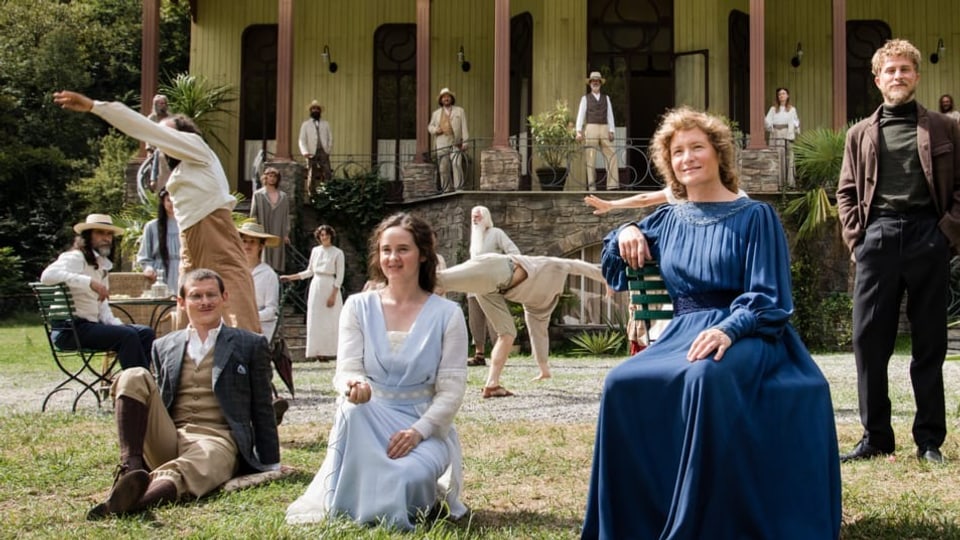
top-left (134, 0), bottom-right (958, 327)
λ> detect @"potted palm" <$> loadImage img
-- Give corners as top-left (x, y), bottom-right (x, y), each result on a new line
top-left (528, 100), bottom-right (576, 191)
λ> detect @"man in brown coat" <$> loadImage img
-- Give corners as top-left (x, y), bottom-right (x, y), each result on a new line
top-left (836, 39), bottom-right (960, 464)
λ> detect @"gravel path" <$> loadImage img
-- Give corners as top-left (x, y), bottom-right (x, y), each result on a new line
top-left (5, 355), bottom-right (960, 429)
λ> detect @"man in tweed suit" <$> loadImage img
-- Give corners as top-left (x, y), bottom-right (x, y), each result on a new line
top-left (88, 268), bottom-right (279, 519)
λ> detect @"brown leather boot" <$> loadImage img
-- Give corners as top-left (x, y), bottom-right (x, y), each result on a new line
top-left (86, 467), bottom-right (150, 520)
top-left (136, 478), bottom-right (178, 510)
top-left (116, 395), bottom-right (148, 472)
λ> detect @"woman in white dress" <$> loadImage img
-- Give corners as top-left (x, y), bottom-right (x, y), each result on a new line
top-left (286, 213), bottom-right (469, 530)
top-left (281, 225), bottom-right (344, 359)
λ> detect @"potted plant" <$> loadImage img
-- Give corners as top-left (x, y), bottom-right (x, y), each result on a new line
top-left (528, 100), bottom-right (576, 191)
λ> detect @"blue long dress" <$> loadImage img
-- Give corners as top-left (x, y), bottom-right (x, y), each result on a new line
top-left (582, 199), bottom-right (841, 540)
top-left (286, 291), bottom-right (469, 531)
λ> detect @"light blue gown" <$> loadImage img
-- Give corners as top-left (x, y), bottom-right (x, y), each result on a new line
top-left (287, 291), bottom-right (468, 530)
top-left (583, 199), bottom-right (842, 539)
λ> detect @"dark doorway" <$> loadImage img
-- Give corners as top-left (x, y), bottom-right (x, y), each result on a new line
top-left (847, 20), bottom-right (891, 123)
top-left (510, 12), bottom-right (533, 187)
top-left (728, 10), bottom-right (749, 134)
top-left (239, 25), bottom-right (278, 199)
top-left (587, 0), bottom-right (674, 141)
top-left (372, 24), bottom-right (417, 181)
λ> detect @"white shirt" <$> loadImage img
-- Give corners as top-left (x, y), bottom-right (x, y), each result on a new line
top-left (187, 322), bottom-right (223, 365)
top-left (251, 262), bottom-right (280, 340)
top-left (764, 106), bottom-right (801, 140)
top-left (40, 250), bottom-right (123, 325)
top-left (91, 101), bottom-right (236, 231)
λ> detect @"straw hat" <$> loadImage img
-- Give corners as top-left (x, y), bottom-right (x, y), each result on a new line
top-left (73, 214), bottom-right (124, 235)
top-left (585, 71), bottom-right (606, 84)
top-left (437, 88), bottom-right (456, 100)
top-left (308, 99), bottom-right (322, 112)
top-left (237, 221), bottom-right (280, 247)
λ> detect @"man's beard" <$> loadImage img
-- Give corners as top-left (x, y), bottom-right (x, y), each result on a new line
top-left (95, 246), bottom-right (112, 258)
top-left (469, 223), bottom-right (486, 257)
top-left (884, 87), bottom-right (915, 106)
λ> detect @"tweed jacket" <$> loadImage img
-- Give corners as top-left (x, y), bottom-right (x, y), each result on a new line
top-left (151, 325), bottom-right (280, 472)
top-left (836, 102), bottom-right (960, 252)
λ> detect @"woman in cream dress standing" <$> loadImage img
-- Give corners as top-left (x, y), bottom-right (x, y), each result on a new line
top-left (281, 225), bottom-right (344, 359)
top-left (764, 87), bottom-right (801, 185)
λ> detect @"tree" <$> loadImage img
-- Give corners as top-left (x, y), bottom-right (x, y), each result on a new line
top-left (0, 0), bottom-right (191, 302)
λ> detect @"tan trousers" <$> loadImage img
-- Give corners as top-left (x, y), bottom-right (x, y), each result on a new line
top-left (436, 136), bottom-right (464, 190)
top-left (440, 257), bottom-right (517, 337)
top-left (583, 123), bottom-right (619, 190)
top-left (180, 208), bottom-right (261, 333)
top-left (113, 367), bottom-right (238, 498)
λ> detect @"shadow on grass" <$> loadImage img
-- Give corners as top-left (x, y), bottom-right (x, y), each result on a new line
top-left (461, 508), bottom-right (583, 535)
top-left (842, 515), bottom-right (960, 540)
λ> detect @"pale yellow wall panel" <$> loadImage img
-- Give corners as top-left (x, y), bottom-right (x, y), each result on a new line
top-left (431, 1), bottom-right (494, 144)
top-left (529, 0), bottom-right (585, 122)
top-left (764, 1), bottom-right (833, 133)
top-left (848, 0), bottom-right (960, 113)
top-left (191, 0), bottom-right (278, 187)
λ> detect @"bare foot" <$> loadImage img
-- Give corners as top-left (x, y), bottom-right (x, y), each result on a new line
top-left (531, 373), bottom-right (551, 381)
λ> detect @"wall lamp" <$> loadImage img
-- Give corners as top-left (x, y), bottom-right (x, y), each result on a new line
top-left (790, 42), bottom-right (803, 68)
top-left (930, 38), bottom-right (945, 64)
top-left (458, 45), bottom-right (471, 72)
top-left (321, 45), bottom-right (338, 73)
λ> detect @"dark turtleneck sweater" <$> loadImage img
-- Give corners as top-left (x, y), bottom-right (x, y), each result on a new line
top-left (874, 100), bottom-right (934, 214)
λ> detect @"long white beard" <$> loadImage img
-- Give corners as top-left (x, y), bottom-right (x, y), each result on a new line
top-left (96, 246), bottom-right (112, 258)
top-left (469, 224), bottom-right (486, 258)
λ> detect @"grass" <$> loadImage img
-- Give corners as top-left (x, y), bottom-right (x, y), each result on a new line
top-left (1, 321), bottom-right (959, 539)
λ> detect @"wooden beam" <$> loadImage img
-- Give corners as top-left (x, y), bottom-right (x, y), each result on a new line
top-left (747, 0), bottom-right (766, 149)
top-left (415, 0), bottom-right (430, 162)
top-left (492, 0), bottom-right (510, 149)
top-left (832, 0), bottom-right (847, 129)
top-left (275, 0), bottom-right (294, 159)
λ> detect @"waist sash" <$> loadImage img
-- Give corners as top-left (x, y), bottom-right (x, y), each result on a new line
top-left (674, 290), bottom-right (740, 315)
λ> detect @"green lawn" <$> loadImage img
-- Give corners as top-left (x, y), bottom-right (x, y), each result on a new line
top-left (1, 322), bottom-right (958, 539)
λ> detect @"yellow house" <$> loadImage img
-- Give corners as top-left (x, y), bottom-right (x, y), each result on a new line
top-left (141, 0), bottom-right (960, 195)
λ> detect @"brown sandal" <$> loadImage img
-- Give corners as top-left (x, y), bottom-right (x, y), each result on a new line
top-left (482, 385), bottom-right (514, 398)
top-left (467, 353), bottom-right (486, 367)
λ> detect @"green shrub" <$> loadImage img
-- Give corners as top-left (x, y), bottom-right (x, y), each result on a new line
top-left (569, 330), bottom-right (625, 356)
top-left (791, 254), bottom-right (853, 352)
top-left (67, 129), bottom-right (137, 219)
top-left (0, 247), bottom-right (24, 296)
top-left (311, 169), bottom-right (388, 272)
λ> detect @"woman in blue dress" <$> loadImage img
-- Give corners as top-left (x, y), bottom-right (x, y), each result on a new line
top-left (582, 108), bottom-right (841, 539)
top-left (286, 213), bottom-right (469, 531)
top-left (137, 188), bottom-right (180, 291)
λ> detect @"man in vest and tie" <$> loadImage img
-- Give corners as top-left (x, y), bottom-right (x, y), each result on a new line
top-left (428, 87), bottom-right (469, 191)
top-left (575, 71), bottom-right (619, 191)
top-left (298, 100), bottom-right (333, 196)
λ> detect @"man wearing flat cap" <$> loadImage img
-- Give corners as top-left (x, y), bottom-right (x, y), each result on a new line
top-left (575, 71), bottom-right (619, 191)
top-left (298, 100), bottom-right (333, 196)
top-left (428, 88), bottom-right (469, 191)
top-left (40, 214), bottom-right (155, 370)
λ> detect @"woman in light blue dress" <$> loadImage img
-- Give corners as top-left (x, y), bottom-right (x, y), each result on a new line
top-left (286, 213), bottom-right (468, 531)
top-left (137, 188), bottom-right (180, 291)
